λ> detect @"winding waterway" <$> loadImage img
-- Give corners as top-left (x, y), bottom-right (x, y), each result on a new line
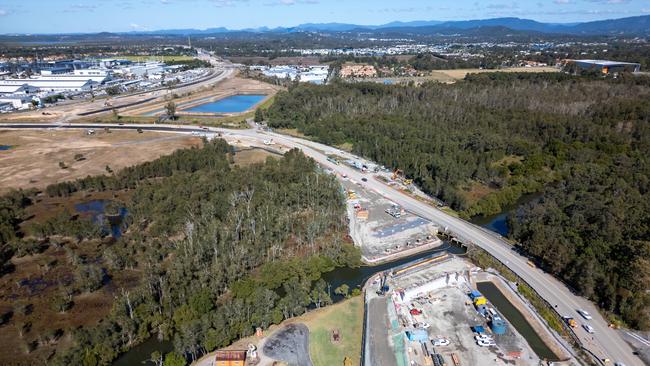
top-left (113, 191), bottom-right (544, 365)
top-left (113, 241), bottom-right (465, 365)
top-left (470, 193), bottom-right (541, 236)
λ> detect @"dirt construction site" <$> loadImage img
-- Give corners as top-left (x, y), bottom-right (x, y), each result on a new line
top-left (0, 129), bottom-right (203, 194)
top-left (364, 255), bottom-right (571, 366)
top-left (340, 176), bottom-right (442, 264)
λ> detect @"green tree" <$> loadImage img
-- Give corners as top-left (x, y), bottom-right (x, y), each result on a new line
top-left (335, 284), bottom-right (349, 298)
top-left (163, 351), bottom-right (186, 366)
top-left (165, 101), bottom-right (177, 120)
top-left (254, 108), bottom-right (264, 122)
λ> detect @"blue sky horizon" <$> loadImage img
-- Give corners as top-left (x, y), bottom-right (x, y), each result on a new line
top-left (0, 0), bottom-right (648, 34)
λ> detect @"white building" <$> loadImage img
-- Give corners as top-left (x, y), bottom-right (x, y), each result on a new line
top-left (116, 62), bottom-right (165, 78)
top-left (72, 69), bottom-right (111, 83)
top-left (1, 78), bottom-right (98, 93)
top-left (0, 94), bottom-right (36, 109)
top-left (37, 71), bottom-right (109, 84)
top-left (0, 83), bottom-right (39, 96)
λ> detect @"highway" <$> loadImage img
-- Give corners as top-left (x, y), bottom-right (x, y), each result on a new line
top-left (0, 122), bottom-right (643, 366)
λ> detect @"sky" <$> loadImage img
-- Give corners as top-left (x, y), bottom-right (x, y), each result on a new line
top-left (0, 0), bottom-right (648, 34)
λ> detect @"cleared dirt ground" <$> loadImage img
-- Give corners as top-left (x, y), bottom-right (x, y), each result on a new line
top-left (367, 67), bottom-right (559, 84)
top-left (0, 129), bottom-right (202, 194)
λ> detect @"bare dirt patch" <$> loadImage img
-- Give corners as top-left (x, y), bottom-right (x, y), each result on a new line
top-left (228, 56), bottom-right (324, 66)
top-left (436, 67), bottom-right (559, 80)
top-left (458, 181), bottom-right (498, 206)
top-left (233, 148), bottom-right (277, 166)
top-left (0, 129), bottom-right (202, 194)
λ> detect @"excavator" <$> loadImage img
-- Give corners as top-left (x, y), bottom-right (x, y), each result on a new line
top-left (392, 168), bottom-right (413, 185)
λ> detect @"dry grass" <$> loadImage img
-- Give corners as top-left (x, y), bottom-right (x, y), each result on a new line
top-left (0, 129), bottom-right (203, 194)
top-left (233, 148), bottom-right (277, 166)
top-left (435, 67), bottom-right (559, 80)
top-left (458, 180), bottom-right (498, 206)
top-left (367, 67), bottom-right (560, 84)
top-left (491, 154), bottom-right (524, 168)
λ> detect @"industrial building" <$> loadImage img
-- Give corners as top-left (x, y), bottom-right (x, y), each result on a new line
top-left (565, 59), bottom-right (641, 74)
top-left (0, 83), bottom-right (39, 95)
top-left (0, 94), bottom-right (36, 110)
top-left (0, 78), bottom-right (98, 93)
top-left (259, 65), bottom-right (330, 84)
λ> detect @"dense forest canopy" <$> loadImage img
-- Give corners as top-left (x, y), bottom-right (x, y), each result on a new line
top-left (265, 73), bottom-right (650, 328)
top-left (0, 140), bottom-right (358, 365)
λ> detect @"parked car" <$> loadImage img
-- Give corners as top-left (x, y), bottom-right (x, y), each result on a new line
top-left (361, 177), bottom-right (368, 182)
top-left (409, 308), bottom-right (422, 315)
top-left (432, 338), bottom-right (450, 347)
top-left (477, 339), bottom-right (496, 347)
top-left (577, 309), bottom-right (592, 320)
top-left (418, 322), bottom-right (431, 329)
top-left (475, 335), bottom-right (493, 342)
top-left (583, 324), bottom-right (595, 334)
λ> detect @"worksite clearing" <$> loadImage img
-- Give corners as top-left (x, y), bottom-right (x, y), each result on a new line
top-left (0, 129), bottom-right (202, 194)
top-left (194, 296), bottom-right (364, 366)
top-left (365, 255), bottom-right (569, 366)
top-left (341, 175), bottom-right (442, 264)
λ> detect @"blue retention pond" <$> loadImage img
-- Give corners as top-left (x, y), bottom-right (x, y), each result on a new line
top-left (183, 94), bottom-right (266, 113)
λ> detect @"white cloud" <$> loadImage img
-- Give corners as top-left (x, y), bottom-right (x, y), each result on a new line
top-left (554, 0), bottom-right (570, 4)
top-left (0, 9), bottom-right (8, 16)
top-left (129, 23), bottom-right (150, 31)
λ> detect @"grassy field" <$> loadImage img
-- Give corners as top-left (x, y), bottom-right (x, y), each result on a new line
top-left (195, 295), bottom-right (365, 366)
top-left (119, 55), bottom-right (195, 62)
top-left (0, 129), bottom-right (202, 194)
top-left (305, 296), bottom-right (364, 366)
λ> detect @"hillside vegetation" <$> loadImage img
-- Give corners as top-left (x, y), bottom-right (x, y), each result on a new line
top-left (0, 140), bottom-right (357, 365)
top-left (266, 73), bottom-right (650, 329)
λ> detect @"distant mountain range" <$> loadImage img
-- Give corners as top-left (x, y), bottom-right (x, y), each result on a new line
top-left (123, 15), bottom-right (650, 36)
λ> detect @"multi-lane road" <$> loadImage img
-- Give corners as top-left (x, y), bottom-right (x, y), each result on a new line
top-left (0, 122), bottom-right (644, 366)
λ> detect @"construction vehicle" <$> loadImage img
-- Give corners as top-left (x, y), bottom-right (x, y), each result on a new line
top-left (563, 316), bottom-right (577, 328)
top-left (392, 169), bottom-right (403, 180)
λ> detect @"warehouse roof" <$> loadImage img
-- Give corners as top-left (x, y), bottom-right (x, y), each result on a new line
top-left (574, 59), bottom-right (640, 66)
